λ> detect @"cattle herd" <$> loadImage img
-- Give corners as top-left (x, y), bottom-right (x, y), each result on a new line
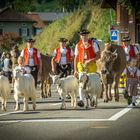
top-left (0, 42), bottom-right (140, 111)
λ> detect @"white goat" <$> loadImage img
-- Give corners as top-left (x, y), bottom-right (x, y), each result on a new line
top-left (13, 69), bottom-right (36, 111)
top-left (79, 72), bottom-right (102, 109)
top-left (0, 75), bottom-right (11, 111)
top-left (50, 74), bottom-right (78, 109)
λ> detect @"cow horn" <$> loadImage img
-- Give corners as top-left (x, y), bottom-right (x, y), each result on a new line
top-left (112, 49), bottom-right (117, 54)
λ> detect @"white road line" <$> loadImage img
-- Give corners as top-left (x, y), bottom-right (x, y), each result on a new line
top-left (51, 103), bottom-right (62, 106)
top-left (109, 97), bottom-right (140, 121)
top-left (0, 119), bottom-right (109, 123)
top-left (0, 97), bottom-right (139, 123)
top-left (0, 110), bottom-right (23, 117)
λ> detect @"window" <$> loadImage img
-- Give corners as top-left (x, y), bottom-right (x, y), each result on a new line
top-left (19, 28), bottom-right (30, 37)
top-left (21, 23), bottom-right (27, 27)
top-left (0, 28), bottom-right (3, 35)
top-left (21, 28), bottom-right (27, 37)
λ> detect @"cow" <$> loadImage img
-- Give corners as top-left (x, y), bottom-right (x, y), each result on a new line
top-left (40, 53), bottom-right (52, 98)
top-left (97, 43), bottom-right (126, 102)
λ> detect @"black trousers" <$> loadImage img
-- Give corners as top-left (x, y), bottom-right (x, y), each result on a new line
top-left (56, 63), bottom-right (71, 78)
top-left (28, 65), bottom-right (38, 88)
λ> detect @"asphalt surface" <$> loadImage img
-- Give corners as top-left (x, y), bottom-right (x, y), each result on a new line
top-left (0, 85), bottom-right (140, 140)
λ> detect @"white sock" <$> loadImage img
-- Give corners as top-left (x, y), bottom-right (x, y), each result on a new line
top-left (132, 96), bottom-right (136, 103)
top-left (79, 87), bottom-right (84, 101)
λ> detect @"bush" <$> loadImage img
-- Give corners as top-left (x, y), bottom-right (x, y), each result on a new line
top-left (0, 32), bottom-right (22, 52)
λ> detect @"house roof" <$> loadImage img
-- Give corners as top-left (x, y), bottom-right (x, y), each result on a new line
top-left (100, 0), bottom-right (117, 10)
top-left (27, 13), bottom-right (45, 28)
top-left (32, 12), bottom-right (69, 21)
top-left (0, 7), bottom-right (35, 22)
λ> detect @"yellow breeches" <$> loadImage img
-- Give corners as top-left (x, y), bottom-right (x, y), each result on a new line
top-left (77, 62), bottom-right (97, 73)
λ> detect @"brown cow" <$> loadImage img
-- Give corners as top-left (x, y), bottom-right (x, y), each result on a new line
top-left (97, 43), bottom-right (126, 102)
top-left (40, 53), bottom-right (52, 98)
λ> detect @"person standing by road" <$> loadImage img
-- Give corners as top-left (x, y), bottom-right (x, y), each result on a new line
top-left (20, 38), bottom-right (42, 88)
top-left (74, 29), bottom-right (100, 107)
top-left (123, 57), bottom-right (140, 106)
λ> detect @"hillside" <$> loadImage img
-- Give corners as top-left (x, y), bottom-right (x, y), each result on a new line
top-left (21, 4), bottom-right (116, 54)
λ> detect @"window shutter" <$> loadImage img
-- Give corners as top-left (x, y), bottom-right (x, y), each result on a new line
top-left (27, 28), bottom-right (30, 36)
top-left (19, 28), bottom-right (22, 36)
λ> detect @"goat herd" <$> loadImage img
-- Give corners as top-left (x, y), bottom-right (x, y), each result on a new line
top-left (0, 42), bottom-right (139, 112)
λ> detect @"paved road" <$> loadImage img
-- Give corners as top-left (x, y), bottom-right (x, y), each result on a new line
top-left (0, 86), bottom-right (140, 140)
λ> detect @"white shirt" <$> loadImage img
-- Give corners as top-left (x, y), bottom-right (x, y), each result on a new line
top-left (3, 58), bottom-right (12, 72)
top-left (124, 66), bottom-right (140, 77)
top-left (20, 48), bottom-right (41, 66)
top-left (124, 45), bottom-right (139, 61)
top-left (53, 47), bottom-right (74, 65)
top-left (74, 40), bottom-right (99, 59)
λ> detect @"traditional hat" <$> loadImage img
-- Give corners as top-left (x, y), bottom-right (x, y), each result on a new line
top-left (78, 29), bottom-right (90, 35)
top-left (121, 36), bottom-right (131, 42)
top-left (58, 37), bottom-right (68, 42)
top-left (26, 38), bottom-right (35, 42)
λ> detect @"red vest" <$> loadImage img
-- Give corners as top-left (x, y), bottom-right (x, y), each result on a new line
top-left (129, 45), bottom-right (136, 58)
top-left (77, 39), bottom-right (96, 63)
top-left (23, 47), bottom-right (39, 65)
top-left (55, 47), bottom-right (71, 64)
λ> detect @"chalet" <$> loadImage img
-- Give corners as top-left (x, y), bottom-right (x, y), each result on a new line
top-left (101, 0), bottom-right (140, 44)
top-left (0, 7), bottom-right (45, 39)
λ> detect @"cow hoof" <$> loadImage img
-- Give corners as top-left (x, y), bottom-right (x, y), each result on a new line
top-left (4, 107), bottom-right (7, 111)
top-left (33, 106), bottom-right (36, 111)
top-left (1, 108), bottom-right (6, 111)
top-left (48, 93), bottom-right (51, 97)
top-left (115, 98), bottom-right (119, 102)
top-left (85, 106), bottom-right (89, 109)
top-left (104, 99), bottom-right (108, 103)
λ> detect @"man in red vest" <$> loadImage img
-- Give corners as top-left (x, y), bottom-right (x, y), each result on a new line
top-left (121, 36), bottom-right (139, 62)
top-left (74, 29), bottom-right (100, 107)
top-left (20, 38), bottom-right (42, 88)
top-left (51, 38), bottom-right (74, 78)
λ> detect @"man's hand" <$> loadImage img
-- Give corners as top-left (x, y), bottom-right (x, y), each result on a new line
top-left (74, 71), bottom-right (78, 78)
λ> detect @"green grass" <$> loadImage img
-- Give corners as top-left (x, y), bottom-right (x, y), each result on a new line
top-left (20, 4), bottom-right (116, 54)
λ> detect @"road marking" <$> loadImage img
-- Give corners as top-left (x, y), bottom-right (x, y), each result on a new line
top-left (0, 119), bottom-right (109, 123)
top-left (109, 96), bottom-right (140, 121)
top-left (51, 103), bottom-right (62, 106)
top-left (0, 110), bottom-right (23, 117)
top-left (0, 96), bottom-right (139, 123)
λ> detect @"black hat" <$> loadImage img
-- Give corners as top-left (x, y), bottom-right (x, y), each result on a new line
top-left (121, 36), bottom-right (131, 42)
top-left (58, 38), bottom-right (68, 42)
top-left (78, 29), bottom-right (90, 35)
top-left (26, 38), bottom-right (35, 42)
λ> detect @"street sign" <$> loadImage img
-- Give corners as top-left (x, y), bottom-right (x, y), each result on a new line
top-left (110, 30), bottom-right (119, 41)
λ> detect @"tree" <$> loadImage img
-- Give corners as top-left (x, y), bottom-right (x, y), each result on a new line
top-left (0, 0), bottom-right (37, 13)
top-left (12, 0), bottom-right (36, 13)
top-left (118, 0), bottom-right (140, 20)
top-left (0, 32), bottom-right (22, 52)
